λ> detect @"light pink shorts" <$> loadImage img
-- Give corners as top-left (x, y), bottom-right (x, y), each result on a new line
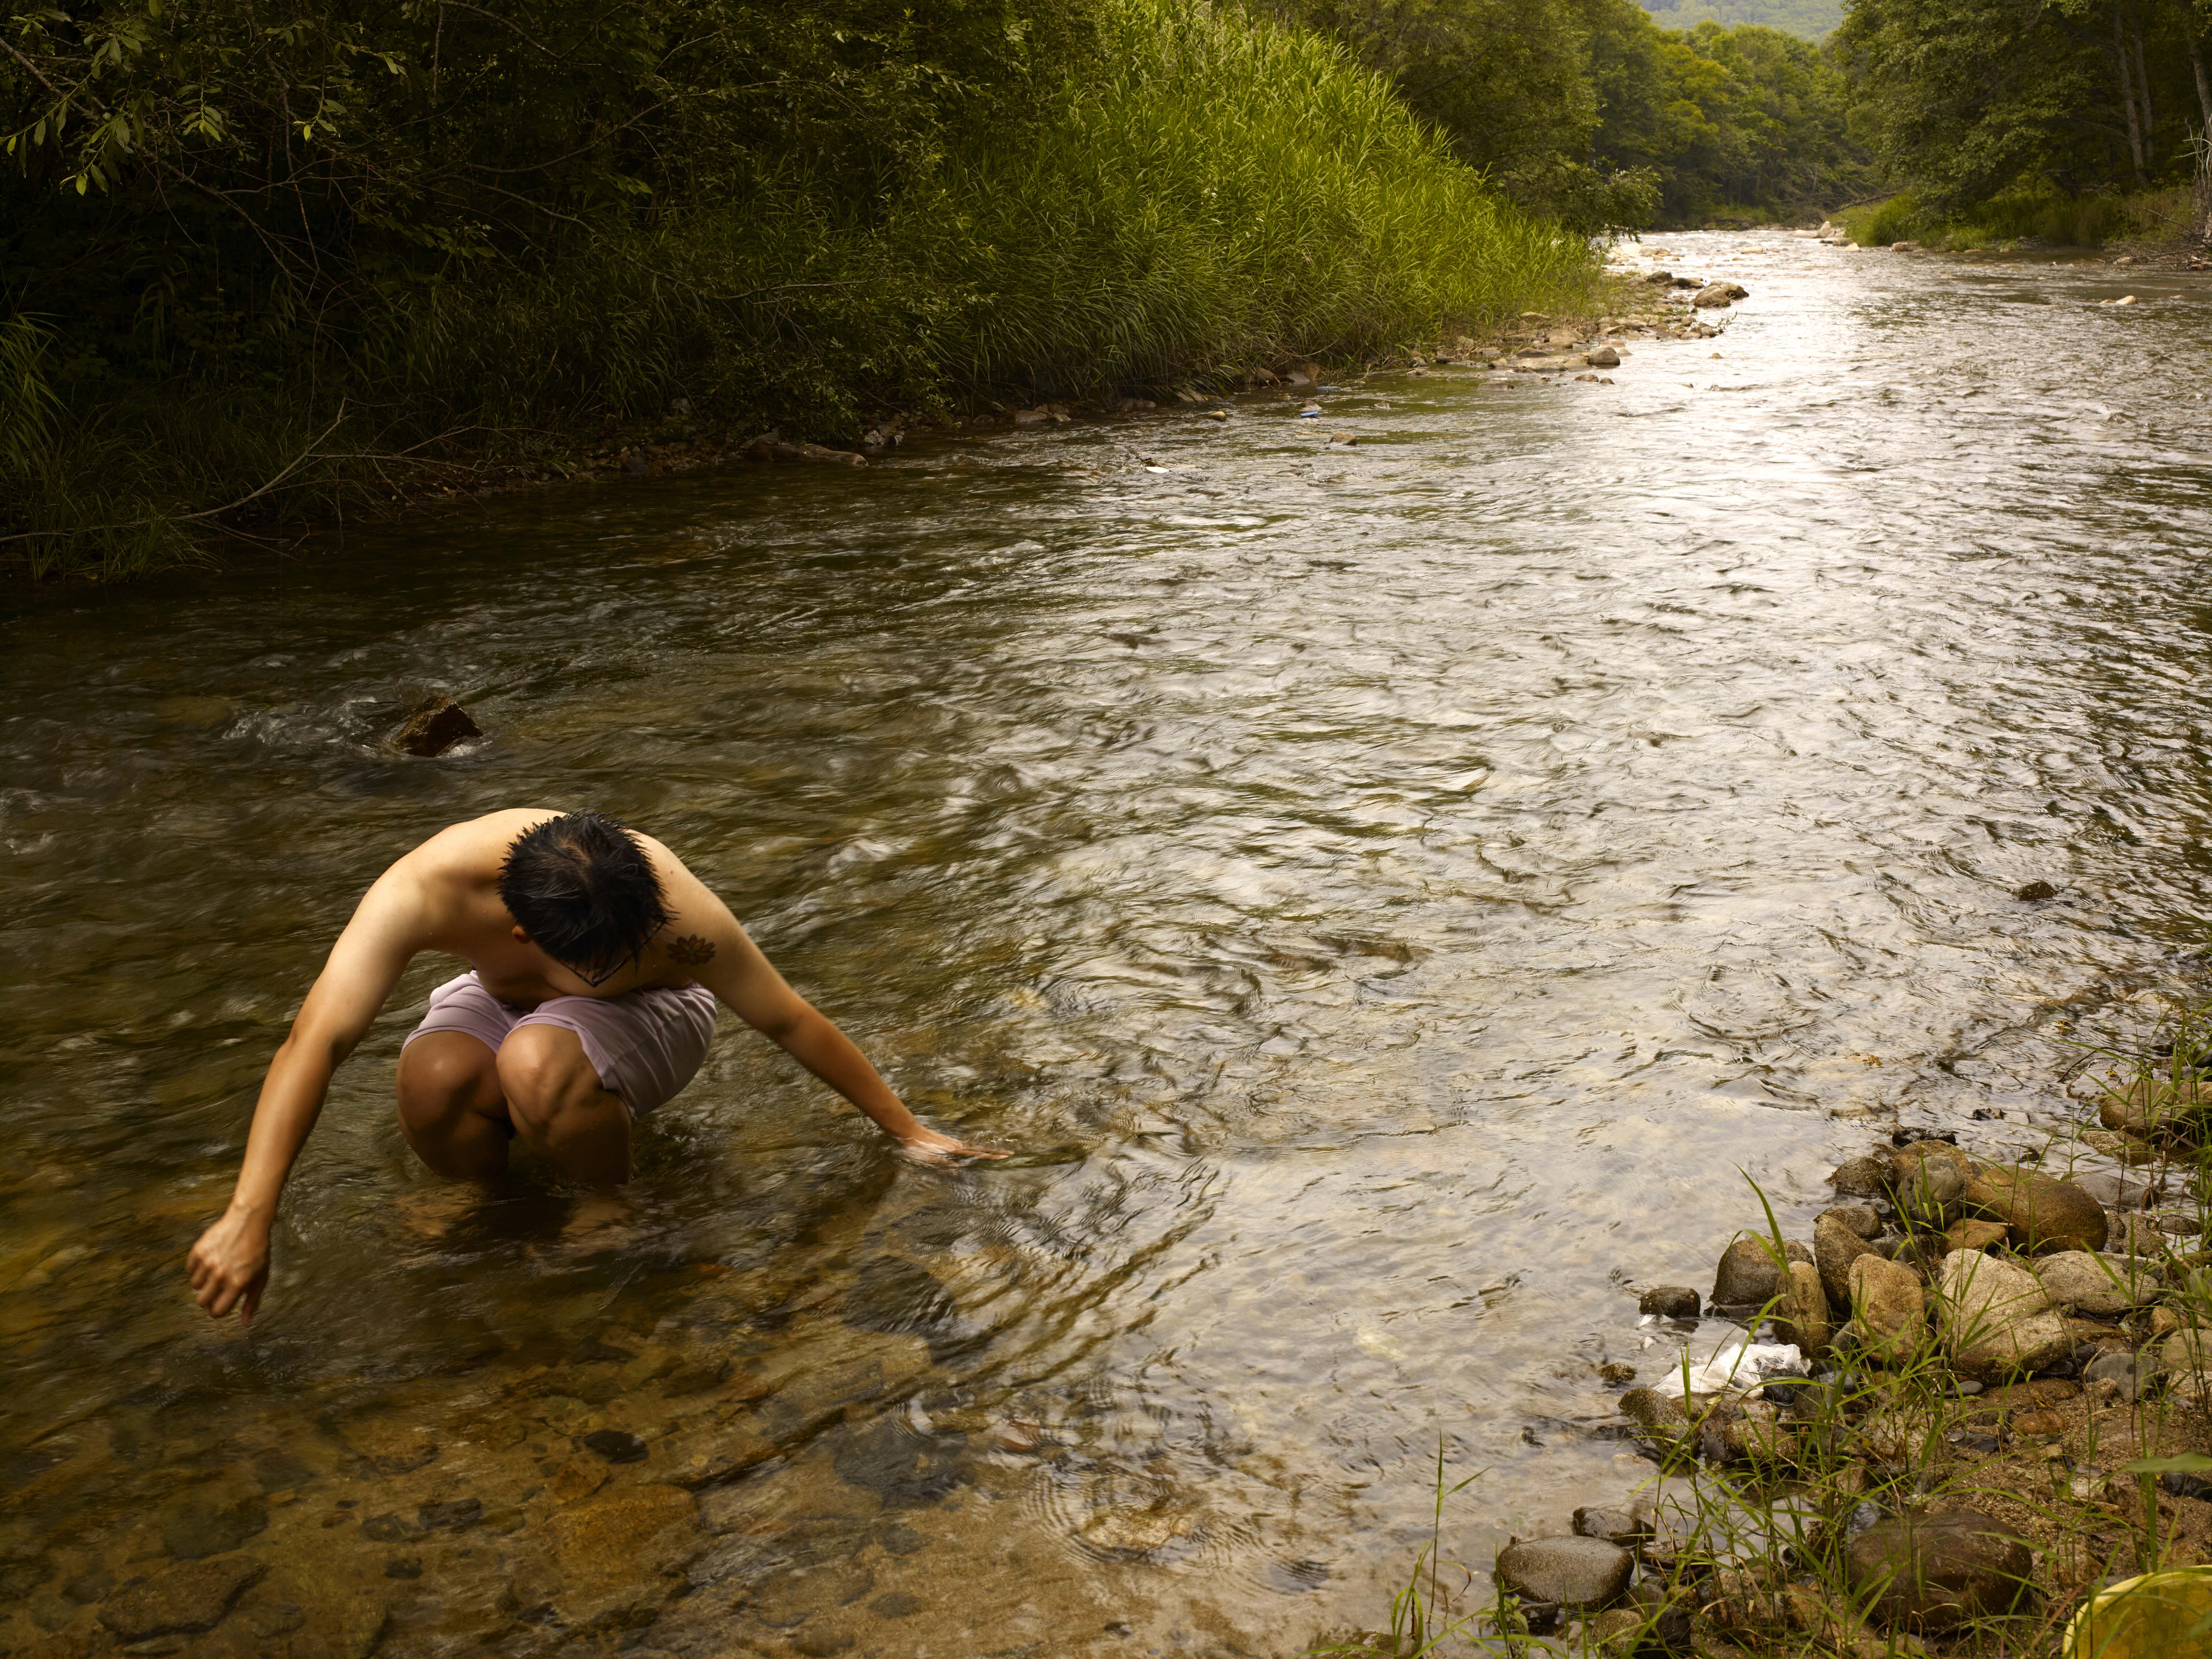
top-left (404, 971), bottom-right (719, 1121)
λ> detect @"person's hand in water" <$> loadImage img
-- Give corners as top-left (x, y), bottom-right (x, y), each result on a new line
top-left (897, 1125), bottom-right (1006, 1165)
top-left (186, 1209), bottom-right (272, 1324)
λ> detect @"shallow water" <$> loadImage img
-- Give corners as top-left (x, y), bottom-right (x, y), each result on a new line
top-left (3, 234), bottom-right (2210, 1657)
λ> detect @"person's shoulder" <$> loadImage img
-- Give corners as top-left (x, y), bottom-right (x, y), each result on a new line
top-left (406, 809), bottom-right (570, 875)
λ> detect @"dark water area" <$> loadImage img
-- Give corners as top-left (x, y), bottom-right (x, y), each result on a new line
top-left (3, 234), bottom-right (2210, 1656)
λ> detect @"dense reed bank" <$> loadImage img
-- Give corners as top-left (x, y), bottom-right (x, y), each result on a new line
top-left (0, 0), bottom-right (1593, 583)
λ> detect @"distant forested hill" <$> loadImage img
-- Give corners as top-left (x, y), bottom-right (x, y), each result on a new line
top-left (1638, 1), bottom-right (1839, 38)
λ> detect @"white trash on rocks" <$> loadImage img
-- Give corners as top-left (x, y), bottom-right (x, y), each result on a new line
top-left (1650, 1335), bottom-right (1804, 1398)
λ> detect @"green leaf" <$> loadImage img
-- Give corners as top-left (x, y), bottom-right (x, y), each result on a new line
top-left (2120, 1454), bottom-right (2212, 1475)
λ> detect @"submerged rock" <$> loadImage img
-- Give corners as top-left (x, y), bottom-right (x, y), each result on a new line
top-left (100, 1554), bottom-right (265, 1641)
top-left (1846, 1506), bottom-right (2031, 1631)
top-left (1618, 1386), bottom-right (1695, 1458)
top-left (1494, 1535), bottom-right (1633, 1609)
top-left (551, 1485), bottom-right (702, 1626)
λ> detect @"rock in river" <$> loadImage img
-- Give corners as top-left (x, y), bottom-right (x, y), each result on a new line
top-left (1773, 1261), bottom-right (1831, 1357)
top-left (1618, 1387), bottom-right (1695, 1458)
top-left (1585, 345), bottom-right (1621, 367)
top-left (1830, 1154), bottom-right (1888, 1196)
top-left (1712, 1235), bottom-right (1784, 1307)
top-left (1494, 1535), bottom-right (1633, 1609)
top-left (1937, 1249), bottom-right (2071, 1382)
top-left (1849, 1255), bottom-right (1926, 1364)
top-left (551, 1485), bottom-right (702, 1627)
top-left (100, 1553), bottom-right (265, 1641)
top-left (1816, 1211), bottom-right (1881, 1313)
top-left (1845, 1506), bottom-right (2031, 1631)
top-left (1692, 282), bottom-right (1749, 308)
top-left (1888, 1142), bottom-right (1969, 1230)
top-left (396, 700), bottom-right (481, 758)
top-left (1639, 1285), bottom-right (1700, 1319)
top-left (1961, 1164), bottom-right (2106, 1254)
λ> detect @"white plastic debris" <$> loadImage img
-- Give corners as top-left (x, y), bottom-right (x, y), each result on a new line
top-left (1650, 1335), bottom-right (1803, 1399)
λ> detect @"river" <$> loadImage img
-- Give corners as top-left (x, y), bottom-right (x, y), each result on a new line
top-left (3, 233), bottom-right (2208, 1657)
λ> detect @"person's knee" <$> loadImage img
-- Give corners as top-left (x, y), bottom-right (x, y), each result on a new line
top-left (397, 1040), bottom-right (495, 1134)
top-left (496, 1029), bottom-right (596, 1143)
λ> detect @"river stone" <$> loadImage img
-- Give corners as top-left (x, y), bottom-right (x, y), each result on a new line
top-left (551, 1485), bottom-right (702, 1626)
top-left (1961, 1165), bottom-right (2106, 1254)
top-left (1773, 1261), bottom-right (1831, 1357)
top-left (1586, 345), bottom-right (1621, 367)
top-left (2102, 1076), bottom-right (2212, 1138)
top-left (396, 699), bottom-right (481, 757)
top-left (2073, 1169), bottom-right (2162, 1210)
top-left (2158, 1328), bottom-right (2212, 1403)
top-left (1712, 1236), bottom-right (1785, 1307)
top-left (2032, 1251), bottom-right (2143, 1315)
top-left (1849, 1255), bottom-right (1927, 1364)
top-left (1822, 1203), bottom-right (1882, 1239)
top-left (1831, 1155), bottom-right (1889, 1196)
top-left (1816, 1212), bottom-right (1882, 1314)
top-left (1943, 1218), bottom-right (2008, 1255)
top-left (1845, 1506), bottom-right (2031, 1631)
top-left (100, 1554), bottom-right (265, 1641)
top-left (1639, 1285), bottom-right (1700, 1319)
top-left (1888, 1143), bottom-right (1969, 1230)
top-left (1691, 283), bottom-right (1745, 308)
top-left (1618, 1387), bottom-right (1695, 1458)
top-left (1938, 1249), bottom-right (2070, 1382)
top-left (1572, 1503), bottom-right (1653, 1546)
top-left (1494, 1536), bottom-right (1633, 1609)
top-left (2082, 1347), bottom-right (2148, 1402)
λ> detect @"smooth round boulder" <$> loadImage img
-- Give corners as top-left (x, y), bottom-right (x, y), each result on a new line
top-left (1938, 1249), bottom-right (2071, 1382)
top-left (1849, 1254), bottom-right (1927, 1364)
top-left (1847, 1506), bottom-right (2031, 1631)
top-left (1494, 1535), bottom-right (1633, 1609)
top-left (2032, 1251), bottom-right (2144, 1316)
top-left (1712, 1235), bottom-right (1785, 1307)
top-left (1888, 1144), bottom-right (1969, 1231)
top-left (1962, 1164), bottom-right (2107, 1254)
top-left (1831, 1155), bottom-right (1889, 1196)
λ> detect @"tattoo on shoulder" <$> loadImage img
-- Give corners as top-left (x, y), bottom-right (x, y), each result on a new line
top-left (664, 933), bottom-right (716, 967)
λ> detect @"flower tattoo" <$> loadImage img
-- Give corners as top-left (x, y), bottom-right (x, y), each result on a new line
top-left (664, 933), bottom-right (716, 967)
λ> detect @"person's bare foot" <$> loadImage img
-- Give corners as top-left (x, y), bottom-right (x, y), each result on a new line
top-left (390, 1183), bottom-right (492, 1262)
top-left (558, 1190), bottom-right (640, 1255)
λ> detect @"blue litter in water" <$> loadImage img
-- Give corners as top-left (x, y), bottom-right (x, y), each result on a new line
top-left (1296, 411), bottom-right (1319, 418)
top-left (1318, 385), bottom-right (1344, 391)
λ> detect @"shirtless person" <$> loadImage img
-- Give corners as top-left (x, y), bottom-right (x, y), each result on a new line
top-left (185, 808), bottom-right (996, 1323)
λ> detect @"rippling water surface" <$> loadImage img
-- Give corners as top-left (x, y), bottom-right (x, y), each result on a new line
top-left (4, 235), bottom-right (2210, 1656)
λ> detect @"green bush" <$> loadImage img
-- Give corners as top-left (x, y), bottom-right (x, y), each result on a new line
top-left (2, 0), bottom-right (1595, 583)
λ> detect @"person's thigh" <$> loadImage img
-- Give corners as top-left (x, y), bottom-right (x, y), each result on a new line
top-left (494, 1024), bottom-right (632, 1186)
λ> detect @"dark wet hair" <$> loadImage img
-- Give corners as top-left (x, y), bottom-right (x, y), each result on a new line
top-left (498, 811), bottom-right (671, 982)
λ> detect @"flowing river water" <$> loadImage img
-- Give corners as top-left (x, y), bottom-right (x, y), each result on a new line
top-left (3, 233), bottom-right (2210, 1657)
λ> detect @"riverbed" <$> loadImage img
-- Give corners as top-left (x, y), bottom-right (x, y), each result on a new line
top-left (3, 233), bottom-right (2209, 1657)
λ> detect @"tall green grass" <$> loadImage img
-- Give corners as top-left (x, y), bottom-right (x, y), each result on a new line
top-left (5, 0), bottom-right (1595, 585)
top-left (1841, 186), bottom-right (2187, 250)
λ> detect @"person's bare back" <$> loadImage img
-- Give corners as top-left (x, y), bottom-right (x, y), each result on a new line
top-left (185, 808), bottom-right (999, 1323)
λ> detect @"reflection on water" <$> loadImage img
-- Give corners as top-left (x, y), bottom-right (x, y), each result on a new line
top-left (3, 235), bottom-right (2210, 1655)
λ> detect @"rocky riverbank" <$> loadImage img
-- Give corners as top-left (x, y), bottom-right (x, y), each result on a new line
top-left (1439, 1025), bottom-right (2212, 1657)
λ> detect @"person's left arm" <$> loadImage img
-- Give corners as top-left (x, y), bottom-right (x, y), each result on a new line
top-left (655, 863), bottom-right (1001, 1163)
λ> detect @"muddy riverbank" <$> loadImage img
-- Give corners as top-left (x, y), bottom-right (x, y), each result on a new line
top-left (3, 232), bottom-right (2209, 1657)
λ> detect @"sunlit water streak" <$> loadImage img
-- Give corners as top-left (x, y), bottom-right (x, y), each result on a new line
top-left (2, 234), bottom-right (2208, 1655)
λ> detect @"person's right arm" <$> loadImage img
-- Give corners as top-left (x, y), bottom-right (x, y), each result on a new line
top-left (184, 862), bottom-right (431, 1324)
